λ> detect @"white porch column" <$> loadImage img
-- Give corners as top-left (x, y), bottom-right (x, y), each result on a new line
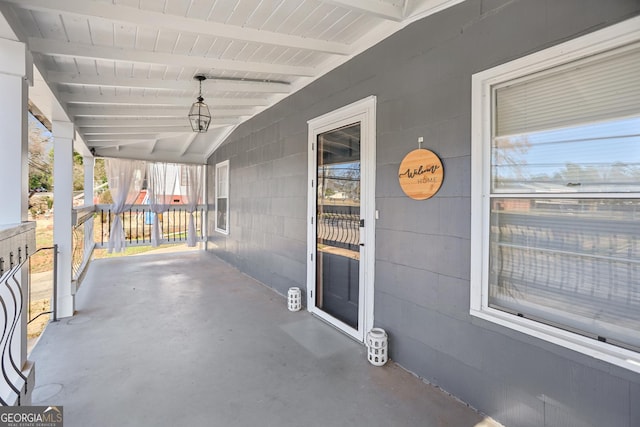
top-left (0, 37), bottom-right (34, 405)
top-left (202, 164), bottom-right (208, 250)
top-left (83, 156), bottom-right (95, 205)
top-left (53, 121), bottom-right (75, 318)
top-left (83, 156), bottom-right (95, 255)
top-left (0, 38), bottom-right (29, 224)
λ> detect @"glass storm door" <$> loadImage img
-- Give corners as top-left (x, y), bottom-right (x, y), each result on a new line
top-left (315, 123), bottom-right (362, 332)
top-left (307, 97), bottom-right (376, 342)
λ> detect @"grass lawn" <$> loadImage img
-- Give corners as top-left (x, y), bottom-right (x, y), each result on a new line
top-left (31, 217), bottom-right (180, 273)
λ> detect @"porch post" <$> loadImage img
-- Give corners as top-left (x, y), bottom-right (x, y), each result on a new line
top-left (53, 120), bottom-right (75, 318)
top-left (83, 156), bottom-right (95, 206)
top-left (0, 38), bottom-right (29, 225)
top-left (83, 156), bottom-right (95, 255)
top-left (201, 164), bottom-right (208, 250)
top-left (0, 37), bottom-right (34, 404)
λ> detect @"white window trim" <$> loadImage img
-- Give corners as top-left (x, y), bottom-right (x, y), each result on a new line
top-left (215, 160), bottom-right (229, 235)
top-left (470, 16), bottom-right (640, 373)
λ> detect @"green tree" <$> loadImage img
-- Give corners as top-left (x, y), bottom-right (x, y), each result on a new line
top-left (94, 158), bottom-right (110, 203)
top-left (94, 158), bottom-right (108, 185)
top-left (46, 145), bottom-right (86, 191)
top-left (28, 118), bottom-right (53, 190)
top-left (73, 151), bottom-right (84, 191)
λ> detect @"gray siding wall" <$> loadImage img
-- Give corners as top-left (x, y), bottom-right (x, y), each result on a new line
top-left (207, 1), bottom-right (640, 426)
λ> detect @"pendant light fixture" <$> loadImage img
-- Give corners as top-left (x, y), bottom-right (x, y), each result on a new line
top-left (188, 74), bottom-right (211, 133)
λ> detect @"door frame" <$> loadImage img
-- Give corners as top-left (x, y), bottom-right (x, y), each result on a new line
top-left (306, 96), bottom-right (376, 342)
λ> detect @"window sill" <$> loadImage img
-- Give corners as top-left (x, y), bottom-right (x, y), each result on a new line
top-left (470, 307), bottom-right (640, 374)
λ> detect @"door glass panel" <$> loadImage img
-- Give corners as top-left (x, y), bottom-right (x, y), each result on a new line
top-left (316, 123), bottom-right (361, 329)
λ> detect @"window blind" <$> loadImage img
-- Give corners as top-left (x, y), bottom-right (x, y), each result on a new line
top-left (488, 199), bottom-right (640, 351)
top-left (495, 43), bottom-right (640, 137)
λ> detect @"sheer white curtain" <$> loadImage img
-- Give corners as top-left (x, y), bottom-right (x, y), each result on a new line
top-left (181, 164), bottom-right (204, 247)
top-left (105, 159), bottom-right (146, 253)
top-left (147, 163), bottom-right (178, 247)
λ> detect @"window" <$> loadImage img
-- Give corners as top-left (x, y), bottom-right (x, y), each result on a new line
top-left (471, 17), bottom-right (640, 372)
top-left (215, 160), bottom-right (229, 234)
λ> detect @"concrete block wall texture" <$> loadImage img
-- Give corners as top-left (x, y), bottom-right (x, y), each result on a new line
top-left (207, 1), bottom-right (640, 426)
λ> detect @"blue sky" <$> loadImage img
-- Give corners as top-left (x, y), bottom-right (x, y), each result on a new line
top-left (525, 116), bottom-right (640, 166)
top-left (495, 116), bottom-right (640, 179)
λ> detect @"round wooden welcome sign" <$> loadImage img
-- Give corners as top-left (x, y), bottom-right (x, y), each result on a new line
top-left (398, 149), bottom-right (444, 200)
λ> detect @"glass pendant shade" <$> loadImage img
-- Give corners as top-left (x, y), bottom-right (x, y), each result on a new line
top-left (189, 75), bottom-right (211, 133)
top-left (189, 97), bottom-right (211, 133)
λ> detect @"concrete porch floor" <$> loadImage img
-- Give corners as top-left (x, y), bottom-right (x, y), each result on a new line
top-left (30, 250), bottom-right (500, 427)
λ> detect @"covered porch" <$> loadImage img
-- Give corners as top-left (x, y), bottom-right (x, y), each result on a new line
top-left (30, 249), bottom-right (497, 427)
top-left (3, 1), bottom-right (639, 426)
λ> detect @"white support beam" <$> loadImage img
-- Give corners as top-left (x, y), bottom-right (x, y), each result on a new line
top-left (320, 0), bottom-right (404, 21)
top-left (73, 130), bottom-right (92, 157)
top-left (81, 126), bottom-right (193, 135)
top-left (88, 139), bottom-right (155, 148)
top-left (179, 133), bottom-right (199, 157)
top-left (403, 0), bottom-right (467, 21)
top-left (149, 140), bottom-right (158, 155)
top-left (29, 38), bottom-right (316, 77)
top-left (86, 134), bottom-right (233, 148)
top-left (85, 133), bottom-right (178, 141)
top-left (68, 106), bottom-right (254, 118)
top-left (70, 107), bottom-right (185, 118)
top-left (60, 93), bottom-right (269, 107)
top-left (85, 132), bottom-right (188, 139)
top-left (45, 72), bottom-right (291, 93)
top-left (75, 117), bottom-right (238, 128)
top-left (93, 145), bottom-right (205, 165)
top-left (6, 0), bottom-right (351, 55)
top-left (204, 124), bottom-right (238, 161)
top-left (90, 140), bottom-right (157, 147)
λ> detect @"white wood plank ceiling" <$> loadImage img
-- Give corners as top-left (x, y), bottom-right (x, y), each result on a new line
top-left (0, 0), bottom-right (463, 164)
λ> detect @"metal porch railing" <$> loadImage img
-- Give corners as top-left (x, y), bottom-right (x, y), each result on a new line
top-left (27, 245), bottom-right (58, 328)
top-left (317, 205), bottom-right (360, 252)
top-left (95, 204), bottom-right (206, 248)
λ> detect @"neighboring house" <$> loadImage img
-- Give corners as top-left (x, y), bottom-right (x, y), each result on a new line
top-left (136, 165), bottom-right (190, 205)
